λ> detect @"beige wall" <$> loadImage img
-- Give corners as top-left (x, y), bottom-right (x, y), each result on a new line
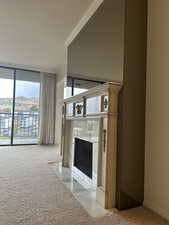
top-left (67, 0), bottom-right (124, 82)
top-left (145, 0), bottom-right (169, 220)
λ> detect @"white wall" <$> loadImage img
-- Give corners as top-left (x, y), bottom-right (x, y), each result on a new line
top-left (54, 47), bottom-right (67, 147)
top-left (0, 0), bottom-right (93, 72)
top-left (55, 75), bottom-right (65, 147)
top-left (145, 0), bottom-right (169, 220)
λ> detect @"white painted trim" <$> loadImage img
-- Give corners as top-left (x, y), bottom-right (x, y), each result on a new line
top-left (0, 62), bottom-right (57, 74)
top-left (65, 0), bottom-right (104, 47)
top-left (144, 199), bottom-right (169, 221)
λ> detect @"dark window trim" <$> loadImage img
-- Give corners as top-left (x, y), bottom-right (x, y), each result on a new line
top-left (67, 76), bottom-right (104, 97)
top-left (0, 65), bottom-right (40, 73)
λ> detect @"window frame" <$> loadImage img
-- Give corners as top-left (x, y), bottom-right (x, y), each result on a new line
top-left (66, 76), bottom-right (104, 98)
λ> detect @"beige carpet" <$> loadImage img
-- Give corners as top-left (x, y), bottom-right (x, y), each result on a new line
top-left (0, 145), bottom-right (168, 225)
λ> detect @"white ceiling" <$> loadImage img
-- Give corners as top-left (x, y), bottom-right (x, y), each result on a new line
top-left (0, 0), bottom-right (94, 73)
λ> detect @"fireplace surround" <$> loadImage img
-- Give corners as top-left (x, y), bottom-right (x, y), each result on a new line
top-left (61, 82), bottom-right (122, 209)
top-left (65, 118), bottom-right (100, 188)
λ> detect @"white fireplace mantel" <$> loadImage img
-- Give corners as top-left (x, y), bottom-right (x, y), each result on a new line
top-left (61, 82), bottom-right (122, 209)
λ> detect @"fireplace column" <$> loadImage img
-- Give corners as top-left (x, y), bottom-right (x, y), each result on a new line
top-left (62, 119), bottom-right (73, 168)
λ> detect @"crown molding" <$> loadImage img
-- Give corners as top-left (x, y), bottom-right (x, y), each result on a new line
top-left (65, 0), bottom-right (104, 47)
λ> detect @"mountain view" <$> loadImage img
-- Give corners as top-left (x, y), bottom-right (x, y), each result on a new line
top-left (0, 97), bottom-right (39, 113)
top-left (0, 79), bottom-right (40, 113)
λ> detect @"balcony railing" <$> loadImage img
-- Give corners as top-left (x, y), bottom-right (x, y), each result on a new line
top-left (0, 112), bottom-right (39, 138)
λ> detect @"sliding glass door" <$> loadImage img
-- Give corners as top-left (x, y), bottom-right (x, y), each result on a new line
top-left (0, 68), bottom-right (40, 146)
top-left (13, 70), bottom-right (40, 144)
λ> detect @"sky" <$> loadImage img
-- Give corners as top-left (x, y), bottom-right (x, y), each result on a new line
top-left (0, 78), bottom-right (40, 98)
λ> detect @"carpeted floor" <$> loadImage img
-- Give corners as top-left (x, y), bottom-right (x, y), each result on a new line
top-left (0, 145), bottom-right (168, 225)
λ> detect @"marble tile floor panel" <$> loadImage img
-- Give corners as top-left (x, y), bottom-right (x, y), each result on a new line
top-left (51, 163), bottom-right (109, 217)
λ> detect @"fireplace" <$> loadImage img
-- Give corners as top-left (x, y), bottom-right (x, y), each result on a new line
top-left (62, 82), bottom-right (122, 208)
top-left (74, 138), bottom-right (93, 179)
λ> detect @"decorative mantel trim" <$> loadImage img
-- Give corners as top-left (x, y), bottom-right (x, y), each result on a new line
top-left (64, 82), bottom-right (122, 104)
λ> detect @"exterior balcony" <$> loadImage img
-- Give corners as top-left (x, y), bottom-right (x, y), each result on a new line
top-left (0, 112), bottom-right (39, 145)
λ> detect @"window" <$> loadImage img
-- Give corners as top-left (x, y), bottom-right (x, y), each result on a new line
top-left (64, 77), bottom-right (104, 99)
top-left (0, 67), bottom-right (40, 145)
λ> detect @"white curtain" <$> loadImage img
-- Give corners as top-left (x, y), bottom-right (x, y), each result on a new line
top-left (39, 73), bottom-right (56, 145)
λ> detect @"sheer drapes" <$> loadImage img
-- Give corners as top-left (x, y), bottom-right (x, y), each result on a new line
top-left (39, 73), bottom-right (56, 144)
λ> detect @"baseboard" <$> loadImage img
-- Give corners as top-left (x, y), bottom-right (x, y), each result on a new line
top-left (144, 199), bottom-right (169, 221)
